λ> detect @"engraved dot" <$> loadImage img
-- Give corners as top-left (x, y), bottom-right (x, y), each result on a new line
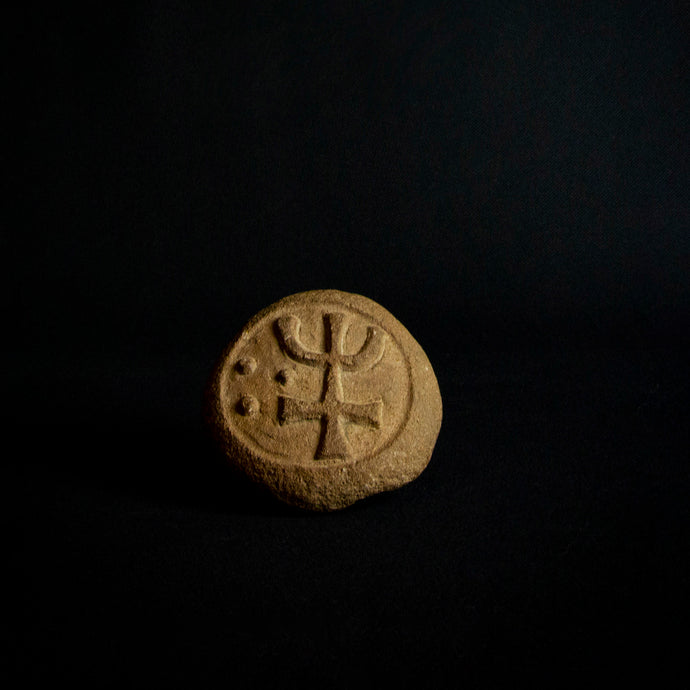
top-left (235, 357), bottom-right (257, 375)
top-left (276, 369), bottom-right (292, 385)
top-left (237, 395), bottom-right (259, 417)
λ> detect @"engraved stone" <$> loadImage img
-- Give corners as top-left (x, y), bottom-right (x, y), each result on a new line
top-left (205, 290), bottom-right (442, 511)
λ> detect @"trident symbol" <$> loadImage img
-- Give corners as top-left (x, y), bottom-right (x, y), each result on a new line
top-left (275, 312), bottom-right (386, 459)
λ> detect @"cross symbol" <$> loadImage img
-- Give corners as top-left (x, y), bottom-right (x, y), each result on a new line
top-left (275, 312), bottom-right (386, 459)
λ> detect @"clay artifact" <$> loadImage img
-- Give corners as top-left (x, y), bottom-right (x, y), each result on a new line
top-left (205, 290), bottom-right (442, 510)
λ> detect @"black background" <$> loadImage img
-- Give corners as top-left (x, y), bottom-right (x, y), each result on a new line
top-left (11, 1), bottom-right (689, 685)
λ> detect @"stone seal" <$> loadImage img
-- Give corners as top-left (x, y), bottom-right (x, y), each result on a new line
top-left (204, 290), bottom-right (442, 510)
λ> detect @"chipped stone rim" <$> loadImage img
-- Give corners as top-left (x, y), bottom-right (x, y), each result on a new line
top-left (204, 290), bottom-right (443, 511)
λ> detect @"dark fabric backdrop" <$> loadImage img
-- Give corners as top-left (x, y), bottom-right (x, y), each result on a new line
top-left (11, 1), bottom-right (689, 685)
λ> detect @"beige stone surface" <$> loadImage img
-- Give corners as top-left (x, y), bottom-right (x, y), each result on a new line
top-left (204, 290), bottom-right (442, 510)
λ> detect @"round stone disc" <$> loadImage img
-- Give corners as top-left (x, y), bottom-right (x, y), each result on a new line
top-left (204, 290), bottom-right (442, 510)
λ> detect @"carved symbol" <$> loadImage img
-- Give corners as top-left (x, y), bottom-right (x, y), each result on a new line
top-left (235, 357), bottom-right (257, 375)
top-left (237, 394), bottom-right (259, 417)
top-left (275, 312), bottom-right (386, 459)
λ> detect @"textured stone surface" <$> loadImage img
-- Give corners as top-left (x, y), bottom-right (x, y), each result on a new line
top-left (204, 290), bottom-right (442, 510)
